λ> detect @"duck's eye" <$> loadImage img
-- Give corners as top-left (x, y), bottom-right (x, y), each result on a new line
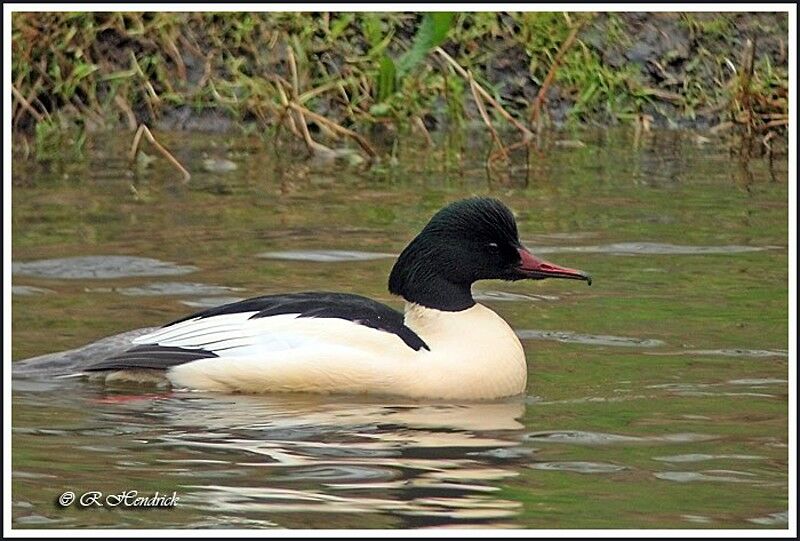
top-left (487, 242), bottom-right (499, 251)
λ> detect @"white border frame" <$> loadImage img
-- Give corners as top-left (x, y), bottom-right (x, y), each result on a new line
top-left (3, 3), bottom-right (797, 538)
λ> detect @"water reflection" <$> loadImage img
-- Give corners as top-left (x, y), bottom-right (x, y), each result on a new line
top-left (15, 385), bottom-right (530, 527)
top-left (159, 394), bottom-right (527, 523)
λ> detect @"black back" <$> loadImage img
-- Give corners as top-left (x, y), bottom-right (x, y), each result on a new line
top-left (165, 291), bottom-right (429, 351)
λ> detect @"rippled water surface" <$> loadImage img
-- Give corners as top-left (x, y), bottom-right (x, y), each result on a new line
top-left (11, 129), bottom-right (788, 529)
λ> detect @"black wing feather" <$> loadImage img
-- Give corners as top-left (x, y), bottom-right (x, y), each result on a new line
top-left (86, 292), bottom-right (428, 373)
top-left (164, 292), bottom-right (428, 351)
top-left (85, 344), bottom-right (218, 372)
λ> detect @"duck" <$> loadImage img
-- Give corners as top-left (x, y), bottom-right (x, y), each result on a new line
top-left (83, 198), bottom-right (591, 400)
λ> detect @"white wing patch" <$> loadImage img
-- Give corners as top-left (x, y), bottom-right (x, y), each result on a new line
top-left (132, 312), bottom-right (319, 357)
top-left (133, 312), bottom-right (258, 345)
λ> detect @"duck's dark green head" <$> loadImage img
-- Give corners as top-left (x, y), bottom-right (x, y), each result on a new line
top-left (389, 198), bottom-right (591, 311)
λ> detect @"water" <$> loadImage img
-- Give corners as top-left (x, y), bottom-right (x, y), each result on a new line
top-left (11, 128), bottom-right (788, 529)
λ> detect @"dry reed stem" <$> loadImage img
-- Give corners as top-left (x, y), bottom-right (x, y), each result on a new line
top-left (337, 82), bottom-right (358, 124)
top-left (291, 102), bottom-right (318, 154)
top-left (11, 84), bottom-right (44, 122)
top-left (412, 115), bottom-right (433, 147)
top-left (286, 44), bottom-right (305, 138)
top-left (298, 78), bottom-right (356, 104)
top-left (281, 49), bottom-right (336, 155)
top-left (114, 94), bottom-right (138, 131)
top-left (530, 16), bottom-right (590, 128)
top-left (129, 124), bottom-right (191, 182)
top-left (737, 39), bottom-right (756, 135)
top-left (276, 80), bottom-right (333, 155)
top-left (166, 38), bottom-right (187, 81)
top-left (274, 80), bottom-right (302, 137)
top-left (489, 139), bottom-right (530, 163)
top-left (469, 73), bottom-right (507, 161)
top-left (287, 44), bottom-right (300, 98)
top-left (288, 102), bottom-right (377, 158)
top-left (434, 47), bottom-right (533, 140)
top-left (297, 113), bottom-right (332, 155)
top-left (272, 74), bottom-right (340, 139)
top-left (761, 118), bottom-right (788, 130)
top-left (15, 76), bottom-right (46, 128)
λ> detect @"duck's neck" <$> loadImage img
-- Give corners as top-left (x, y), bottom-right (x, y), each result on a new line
top-left (403, 302), bottom-right (475, 345)
top-left (395, 276), bottom-right (475, 312)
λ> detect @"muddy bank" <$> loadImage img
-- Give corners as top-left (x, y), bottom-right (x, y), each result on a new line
top-left (482, 12), bottom-right (788, 129)
top-left (11, 12), bottom-right (788, 142)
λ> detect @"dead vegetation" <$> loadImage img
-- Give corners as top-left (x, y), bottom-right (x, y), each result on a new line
top-left (11, 12), bottom-right (789, 174)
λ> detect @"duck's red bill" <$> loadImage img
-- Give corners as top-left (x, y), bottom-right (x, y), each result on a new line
top-left (517, 248), bottom-right (592, 285)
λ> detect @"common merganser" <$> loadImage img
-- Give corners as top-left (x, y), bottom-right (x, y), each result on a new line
top-left (84, 198), bottom-right (591, 399)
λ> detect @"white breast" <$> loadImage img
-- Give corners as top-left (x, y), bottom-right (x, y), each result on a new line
top-left (398, 303), bottom-right (528, 399)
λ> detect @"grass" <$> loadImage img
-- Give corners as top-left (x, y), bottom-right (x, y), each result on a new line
top-left (11, 12), bottom-right (789, 160)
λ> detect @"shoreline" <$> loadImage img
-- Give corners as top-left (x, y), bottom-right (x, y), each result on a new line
top-left (11, 12), bottom-right (789, 159)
